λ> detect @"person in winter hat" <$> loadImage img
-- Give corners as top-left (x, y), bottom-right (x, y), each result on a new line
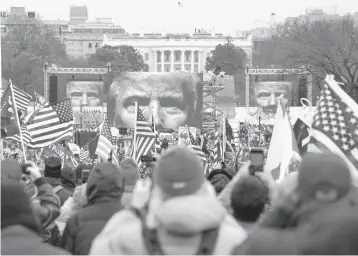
top-left (230, 174), bottom-right (269, 231)
top-left (60, 162), bottom-right (124, 255)
top-left (90, 146), bottom-right (247, 255)
top-left (44, 157), bottom-right (72, 206)
top-left (1, 179), bottom-right (69, 255)
top-left (1, 160), bottom-right (62, 245)
top-left (60, 167), bottom-right (76, 193)
top-left (233, 153), bottom-right (358, 254)
top-left (119, 158), bottom-right (140, 207)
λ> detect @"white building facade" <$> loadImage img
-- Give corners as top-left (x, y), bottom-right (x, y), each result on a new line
top-left (102, 33), bottom-right (253, 72)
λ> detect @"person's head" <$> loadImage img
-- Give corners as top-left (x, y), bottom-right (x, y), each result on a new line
top-left (153, 146), bottom-right (205, 198)
top-left (1, 179), bottom-right (40, 234)
top-left (297, 153), bottom-right (352, 205)
top-left (230, 175), bottom-right (269, 223)
top-left (86, 163), bottom-right (124, 204)
top-left (108, 72), bottom-right (199, 129)
top-left (66, 80), bottom-right (104, 107)
top-left (254, 81), bottom-right (291, 108)
top-left (44, 157), bottom-right (62, 179)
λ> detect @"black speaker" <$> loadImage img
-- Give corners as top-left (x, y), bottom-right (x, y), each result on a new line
top-left (49, 75), bottom-right (58, 103)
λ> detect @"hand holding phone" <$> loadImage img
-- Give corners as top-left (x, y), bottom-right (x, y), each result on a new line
top-left (249, 149), bottom-right (265, 175)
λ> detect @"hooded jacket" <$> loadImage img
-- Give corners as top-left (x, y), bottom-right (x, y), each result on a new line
top-left (60, 163), bottom-right (124, 255)
top-left (1, 180), bottom-right (69, 255)
top-left (89, 181), bottom-right (247, 255)
top-left (56, 183), bottom-right (88, 235)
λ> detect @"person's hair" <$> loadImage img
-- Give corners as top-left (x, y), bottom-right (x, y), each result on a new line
top-left (108, 72), bottom-right (200, 126)
top-left (120, 158), bottom-right (138, 169)
top-left (230, 175), bottom-right (269, 223)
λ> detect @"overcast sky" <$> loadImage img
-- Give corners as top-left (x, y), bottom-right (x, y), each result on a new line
top-left (1, 0), bottom-right (357, 34)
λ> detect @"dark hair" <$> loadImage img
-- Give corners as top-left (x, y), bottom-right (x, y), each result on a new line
top-left (230, 175), bottom-right (269, 223)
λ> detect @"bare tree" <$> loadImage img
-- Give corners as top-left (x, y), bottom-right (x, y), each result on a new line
top-left (276, 17), bottom-right (358, 99)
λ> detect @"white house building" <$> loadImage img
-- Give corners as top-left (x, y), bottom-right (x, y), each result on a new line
top-left (102, 31), bottom-right (253, 72)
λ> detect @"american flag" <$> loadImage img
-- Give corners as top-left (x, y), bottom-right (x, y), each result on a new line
top-left (213, 130), bottom-right (222, 162)
top-left (130, 105), bottom-right (156, 163)
top-left (309, 75), bottom-right (358, 179)
top-left (95, 117), bottom-right (119, 167)
top-left (187, 128), bottom-right (209, 174)
top-left (6, 126), bottom-right (32, 147)
top-left (1, 79), bottom-right (32, 111)
top-left (26, 99), bottom-right (73, 148)
top-left (79, 146), bottom-right (91, 164)
top-left (34, 91), bottom-right (47, 108)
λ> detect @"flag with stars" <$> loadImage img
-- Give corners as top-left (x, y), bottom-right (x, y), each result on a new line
top-left (187, 127), bottom-right (209, 175)
top-left (309, 75), bottom-right (358, 179)
top-left (96, 116), bottom-right (119, 167)
top-left (26, 99), bottom-right (73, 148)
top-left (1, 79), bottom-right (32, 111)
top-left (130, 104), bottom-right (156, 163)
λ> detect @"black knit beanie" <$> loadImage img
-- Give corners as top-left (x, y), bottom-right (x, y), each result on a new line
top-left (44, 156), bottom-right (62, 179)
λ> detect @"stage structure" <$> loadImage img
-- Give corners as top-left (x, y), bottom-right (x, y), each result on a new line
top-left (202, 72), bottom-right (226, 133)
top-left (43, 62), bottom-right (111, 128)
top-left (245, 67), bottom-right (313, 111)
top-left (244, 67), bottom-right (313, 147)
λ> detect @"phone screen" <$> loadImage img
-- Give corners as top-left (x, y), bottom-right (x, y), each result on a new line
top-left (81, 170), bottom-right (90, 183)
top-left (249, 152), bottom-right (264, 167)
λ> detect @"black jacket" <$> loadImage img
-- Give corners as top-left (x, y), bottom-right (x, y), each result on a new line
top-left (60, 163), bottom-right (124, 255)
top-left (45, 177), bottom-right (72, 206)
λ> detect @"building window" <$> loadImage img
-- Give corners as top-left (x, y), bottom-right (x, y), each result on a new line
top-left (175, 51), bottom-right (181, 61)
top-left (145, 53), bottom-right (149, 61)
top-left (185, 52), bottom-right (190, 62)
top-left (88, 43), bottom-right (92, 48)
top-left (194, 51), bottom-right (198, 62)
top-left (157, 52), bottom-right (161, 62)
top-left (165, 51), bottom-right (170, 62)
top-left (95, 43), bottom-right (99, 48)
top-left (166, 67), bottom-right (170, 72)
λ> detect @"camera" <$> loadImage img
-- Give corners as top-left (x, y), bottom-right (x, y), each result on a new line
top-left (81, 169), bottom-right (90, 184)
top-left (141, 155), bottom-right (156, 163)
top-left (21, 163), bottom-right (32, 175)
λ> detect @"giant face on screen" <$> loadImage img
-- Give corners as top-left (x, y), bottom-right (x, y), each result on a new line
top-left (65, 81), bottom-right (104, 107)
top-left (107, 72), bottom-right (203, 129)
top-left (253, 81), bottom-right (292, 108)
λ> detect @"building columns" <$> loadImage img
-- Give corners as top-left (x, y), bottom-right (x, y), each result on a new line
top-left (170, 50), bottom-right (174, 72)
top-left (191, 50), bottom-right (195, 72)
top-left (181, 51), bottom-right (185, 71)
top-left (198, 51), bottom-right (202, 72)
top-left (154, 50), bottom-right (157, 72)
top-left (161, 50), bottom-right (164, 72)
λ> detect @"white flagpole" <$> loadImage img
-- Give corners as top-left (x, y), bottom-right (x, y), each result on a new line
top-left (222, 116), bottom-right (226, 159)
top-left (9, 80), bottom-right (27, 162)
top-left (133, 101), bottom-right (138, 161)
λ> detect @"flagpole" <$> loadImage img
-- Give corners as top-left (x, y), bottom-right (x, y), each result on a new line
top-left (133, 101), bottom-right (138, 161)
top-left (9, 80), bottom-right (27, 162)
top-left (222, 116), bottom-right (226, 159)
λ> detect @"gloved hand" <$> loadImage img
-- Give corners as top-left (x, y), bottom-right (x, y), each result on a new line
top-left (24, 162), bottom-right (42, 182)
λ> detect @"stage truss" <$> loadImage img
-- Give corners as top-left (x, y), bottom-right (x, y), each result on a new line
top-left (244, 67), bottom-right (313, 115)
top-left (43, 63), bottom-right (111, 102)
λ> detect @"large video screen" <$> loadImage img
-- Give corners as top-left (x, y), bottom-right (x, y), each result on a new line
top-left (57, 74), bottom-right (107, 108)
top-left (107, 72), bottom-right (203, 130)
top-left (252, 81), bottom-right (292, 108)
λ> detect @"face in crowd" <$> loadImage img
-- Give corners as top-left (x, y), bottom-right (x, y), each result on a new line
top-left (254, 81), bottom-right (292, 108)
top-left (66, 81), bottom-right (104, 107)
top-left (108, 72), bottom-right (199, 129)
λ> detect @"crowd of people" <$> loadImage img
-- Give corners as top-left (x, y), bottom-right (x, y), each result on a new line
top-left (2, 144), bottom-right (358, 255)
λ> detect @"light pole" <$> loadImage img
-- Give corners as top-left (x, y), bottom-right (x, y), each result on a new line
top-left (43, 61), bottom-right (48, 101)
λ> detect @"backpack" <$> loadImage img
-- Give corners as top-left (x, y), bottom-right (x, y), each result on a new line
top-left (130, 207), bottom-right (219, 255)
